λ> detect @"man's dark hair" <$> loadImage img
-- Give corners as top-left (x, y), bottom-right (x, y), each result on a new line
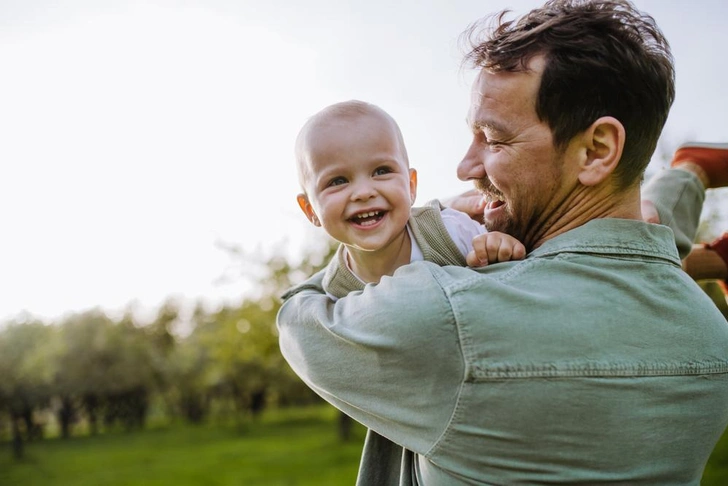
top-left (461, 0), bottom-right (675, 189)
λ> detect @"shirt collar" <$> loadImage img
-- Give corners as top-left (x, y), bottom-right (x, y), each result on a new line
top-left (528, 219), bottom-right (682, 266)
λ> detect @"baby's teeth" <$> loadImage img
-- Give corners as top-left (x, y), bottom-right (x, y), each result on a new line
top-left (357, 211), bottom-right (377, 218)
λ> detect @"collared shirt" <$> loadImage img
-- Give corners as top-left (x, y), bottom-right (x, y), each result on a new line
top-left (278, 219), bottom-right (728, 485)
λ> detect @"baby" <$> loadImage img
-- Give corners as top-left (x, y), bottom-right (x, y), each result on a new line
top-left (294, 100), bottom-right (524, 298)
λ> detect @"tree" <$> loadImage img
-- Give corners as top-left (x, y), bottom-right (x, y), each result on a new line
top-left (52, 309), bottom-right (157, 436)
top-left (0, 319), bottom-right (56, 457)
top-left (215, 238), bottom-right (345, 427)
top-left (166, 330), bottom-right (213, 424)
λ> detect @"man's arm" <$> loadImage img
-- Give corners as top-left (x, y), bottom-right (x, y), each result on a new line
top-left (277, 263), bottom-right (465, 454)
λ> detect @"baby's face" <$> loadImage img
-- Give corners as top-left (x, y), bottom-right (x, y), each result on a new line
top-left (297, 113), bottom-right (417, 253)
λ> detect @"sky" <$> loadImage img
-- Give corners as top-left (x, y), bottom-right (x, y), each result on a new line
top-left (2, 0), bottom-right (727, 324)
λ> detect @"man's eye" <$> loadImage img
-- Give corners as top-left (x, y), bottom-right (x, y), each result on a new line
top-left (327, 177), bottom-right (347, 187)
top-left (373, 167), bottom-right (392, 176)
top-left (479, 130), bottom-right (501, 147)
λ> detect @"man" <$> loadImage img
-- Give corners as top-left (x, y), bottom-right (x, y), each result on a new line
top-left (278, 1), bottom-right (728, 484)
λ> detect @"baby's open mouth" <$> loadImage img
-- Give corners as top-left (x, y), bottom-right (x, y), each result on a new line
top-left (349, 210), bottom-right (385, 227)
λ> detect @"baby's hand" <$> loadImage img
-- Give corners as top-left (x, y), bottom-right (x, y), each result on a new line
top-left (466, 232), bottom-right (526, 267)
top-left (641, 199), bottom-right (660, 224)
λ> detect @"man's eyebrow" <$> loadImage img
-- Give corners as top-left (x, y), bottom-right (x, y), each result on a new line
top-left (467, 117), bottom-right (509, 135)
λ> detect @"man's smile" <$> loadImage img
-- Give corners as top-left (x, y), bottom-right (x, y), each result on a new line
top-left (474, 178), bottom-right (506, 210)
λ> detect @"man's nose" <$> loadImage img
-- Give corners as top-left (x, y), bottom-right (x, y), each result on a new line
top-left (457, 140), bottom-right (486, 181)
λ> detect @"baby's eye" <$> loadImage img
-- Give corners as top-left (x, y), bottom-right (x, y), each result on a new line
top-left (373, 166), bottom-right (393, 176)
top-left (327, 176), bottom-right (347, 187)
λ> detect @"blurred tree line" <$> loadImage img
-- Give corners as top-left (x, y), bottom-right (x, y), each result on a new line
top-left (0, 241), bottom-right (337, 460)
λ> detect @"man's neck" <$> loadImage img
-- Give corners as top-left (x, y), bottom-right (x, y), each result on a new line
top-left (346, 230), bottom-right (412, 284)
top-left (527, 184), bottom-right (642, 251)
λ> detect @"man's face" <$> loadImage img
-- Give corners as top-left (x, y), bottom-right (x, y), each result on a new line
top-left (297, 113), bottom-right (417, 253)
top-left (457, 56), bottom-right (575, 248)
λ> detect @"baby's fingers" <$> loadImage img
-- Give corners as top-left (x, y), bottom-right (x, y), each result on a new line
top-left (466, 249), bottom-right (486, 267)
top-left (469, 235), bottom-right (501, 266)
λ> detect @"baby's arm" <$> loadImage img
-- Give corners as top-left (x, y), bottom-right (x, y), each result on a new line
top-left (642, 168), bottom-right (704, 260)
top-left (467, 231), bottom-right (526, 267)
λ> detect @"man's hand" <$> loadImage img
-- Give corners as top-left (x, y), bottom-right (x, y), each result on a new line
top-left (443, 189), bottom-right (486, 224)
top-left (467, 231), bottom-right (526, 267)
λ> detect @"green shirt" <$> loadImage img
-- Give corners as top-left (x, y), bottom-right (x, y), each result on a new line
top-left (278, 218), bottom-right (728, 485)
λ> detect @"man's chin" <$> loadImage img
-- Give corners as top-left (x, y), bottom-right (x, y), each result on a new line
top-left (483, 213), bottom-right (522, 242)
top-left (482, 219), bottom-right (507, 234)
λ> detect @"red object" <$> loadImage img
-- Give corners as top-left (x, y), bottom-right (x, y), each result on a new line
top-left (707, 232), bottom-right (728, 295)
top-left (672, 142), bottom-right (728, 188)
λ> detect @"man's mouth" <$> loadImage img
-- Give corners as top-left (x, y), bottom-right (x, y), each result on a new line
top-left (349, 210), bottom-right (385, 227)
top-left (474, 178), bottom-right (505, 210)
top-left (483, 193), bottom-right (505, 211)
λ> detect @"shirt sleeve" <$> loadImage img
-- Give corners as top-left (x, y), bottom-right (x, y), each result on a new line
top-left (277, 263), bottom-right (465, 455)
top-left (439, 207), bottom-right (486, 258)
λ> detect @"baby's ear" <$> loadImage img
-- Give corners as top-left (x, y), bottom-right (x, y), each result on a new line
top-left (409, 168), bottom-right (418, 204)
top-left (297, 194), bottom-right (321, 226)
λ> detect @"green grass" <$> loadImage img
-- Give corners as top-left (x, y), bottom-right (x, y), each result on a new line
top-left (0, 406), bottom-right (366, 486)
top-left (2, 405), bottom-right (727, 485)
top-left (704, 428), bottom-right (728, 486)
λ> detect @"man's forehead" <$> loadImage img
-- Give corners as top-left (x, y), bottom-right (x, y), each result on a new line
top-left (467, 62), bottom-right (544, 124)
top-left (470, 55), bottom-right (545, 96)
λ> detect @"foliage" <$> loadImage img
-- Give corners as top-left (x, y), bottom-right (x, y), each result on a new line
top-left (0, 319), bottom-right (56, 456)
top-left (704, 427), bottom-right (728, 486)
top-left (0, 319), bottom-right (55, 419)
top-left (0, 238), bottom-right (337, 448)
top-left (51, 310), bottom-right (158, 435)
top-left (698, 281), bottom-right (728, 319)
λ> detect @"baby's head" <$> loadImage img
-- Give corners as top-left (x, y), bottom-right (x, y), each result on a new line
top-left (295, 100), bottom-right (417, 251)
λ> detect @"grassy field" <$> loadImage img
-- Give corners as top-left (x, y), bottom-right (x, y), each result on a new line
top-left (0, 406), bottom-right (366, 486)
top-left (704, 428), bottom-right (728, 486)
top-left (2, 405), bottom-right (727, 485)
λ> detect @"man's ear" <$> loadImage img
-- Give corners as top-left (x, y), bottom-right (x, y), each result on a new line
top-left (577, 116), bottom-right (625, 186)
top-left (296, 194), bottom-right (321, 226)
top-left (409, 168), bottom-right (418, 204)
